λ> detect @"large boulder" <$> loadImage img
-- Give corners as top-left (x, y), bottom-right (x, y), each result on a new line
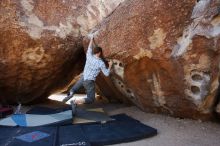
top-left (1, 0), bottom-right (220, 120)
top-left (89, 0), bottom-right (220, 120)
top-left (0, 0), bottom-right (124, 103)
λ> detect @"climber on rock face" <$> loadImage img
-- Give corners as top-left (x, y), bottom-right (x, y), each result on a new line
top-left (62, 34), bottom-right (113, 104)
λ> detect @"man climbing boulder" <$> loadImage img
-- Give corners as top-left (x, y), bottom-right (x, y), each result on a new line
top-left (62, 35), bottom-right (113, 104)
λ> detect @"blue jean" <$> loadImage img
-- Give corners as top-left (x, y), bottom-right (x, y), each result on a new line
top-left (70, 75), bottom-right (95, 104)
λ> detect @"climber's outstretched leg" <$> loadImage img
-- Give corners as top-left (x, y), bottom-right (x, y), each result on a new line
top-left (62, 75), bottom-right (84, 103)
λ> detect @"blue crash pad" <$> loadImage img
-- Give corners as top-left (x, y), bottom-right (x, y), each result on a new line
top-left (82, 114), bottom-right (157, 146)
top-left (0, 106), bottom-right (157, 146)
top-left (12, 114), bottom-right (27, 127)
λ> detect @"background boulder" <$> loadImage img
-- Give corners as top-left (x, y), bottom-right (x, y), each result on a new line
top-left (0, 0), bottom-right (124, 103)
top-left (89, 0), bottom-right (220, 120)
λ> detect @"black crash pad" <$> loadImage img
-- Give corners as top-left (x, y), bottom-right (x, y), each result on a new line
top-left (0, 106), bottom-right (157, 146)
top-left (82, 114), bottom-right (157, 146)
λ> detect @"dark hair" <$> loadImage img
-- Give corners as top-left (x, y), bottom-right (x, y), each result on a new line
top-left (93, 46), bottom-right (103, 55)
top-left (93, 46), bottom-right (108, 65)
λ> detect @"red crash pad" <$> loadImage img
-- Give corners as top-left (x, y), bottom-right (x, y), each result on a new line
top-left (0, 107), bottom-right (13, 118)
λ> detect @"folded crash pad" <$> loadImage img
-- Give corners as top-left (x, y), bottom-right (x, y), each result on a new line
top-left (27, 106), bottom-right (113, 124)
top-left (0, 110), bottom-right (72, 127)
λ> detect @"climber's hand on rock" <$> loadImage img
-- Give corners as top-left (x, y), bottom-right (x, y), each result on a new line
top-left (88, 33), bottom-right (94, 40)
top-left (108, 60), bottom-right (113, 69)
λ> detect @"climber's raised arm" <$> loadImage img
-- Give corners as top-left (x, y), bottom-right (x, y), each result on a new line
top-left (87, 35), bottom-right (94, 57)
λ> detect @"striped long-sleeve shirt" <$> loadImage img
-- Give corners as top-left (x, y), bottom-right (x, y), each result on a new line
top-left (83, 46), bottom-right (110, 81)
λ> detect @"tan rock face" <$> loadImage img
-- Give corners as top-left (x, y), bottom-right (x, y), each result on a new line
top-left (0, 0), bottom-right (124, 103)
top-left (90, 0), bottom-right (220, 120)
